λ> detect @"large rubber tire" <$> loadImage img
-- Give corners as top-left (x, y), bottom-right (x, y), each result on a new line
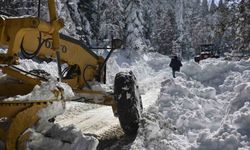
top-left (114, 71), bottom-right (143, 135)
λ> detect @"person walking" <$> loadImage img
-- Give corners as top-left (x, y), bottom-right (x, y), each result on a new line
top-left (169, 55), bottom-right (182, 78)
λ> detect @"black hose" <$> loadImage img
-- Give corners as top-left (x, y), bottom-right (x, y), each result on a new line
top-left (20, 32), bottom-right (42, 59)
top-left (20, 32), bottom-right (52, 59)
top-left (10, 66), bottom-right (48, 81)
top-left (62, 66), bottom-right (70, 77)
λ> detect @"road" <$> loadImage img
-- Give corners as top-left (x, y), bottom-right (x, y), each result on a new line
top-left (56, 87), bottom-right (160, 136)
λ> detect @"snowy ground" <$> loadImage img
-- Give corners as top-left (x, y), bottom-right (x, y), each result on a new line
top-left (56, 51), bottom-right (169, 136)
top-left (130, 58), bottom-right (250, 150)
top-left (1, 46), bottom-right (250, 149)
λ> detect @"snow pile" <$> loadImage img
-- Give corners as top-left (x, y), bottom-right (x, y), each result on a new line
top-left (181, 59), bottom-right (250, 89)
top-left (17, 59), bottom-right (59, 78)
top-left (228, 82), bottom-right (250, 113)
top-left (26, 122), bottom-right (98, 150)
top-left (131, 58), bottom-right (250, 150)
top-left (192, 101), bottom-right (250, 150)
top-left (26, 101), bottom-right (99, 150)
top-left (107, 51), bottom-right (171, 94)
top-left (0, 48), bottom-right (6, 53)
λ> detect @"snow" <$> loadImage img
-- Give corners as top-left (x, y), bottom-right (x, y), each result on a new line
top-left (2, 43), bottom-right (250, 150)
top-left (26, 102), bottom-right (98, 149)
top-left (0, 48), bottom-right (6, 53)
top-left (26, 122), bottom-right (98, 150)
top-left (16, 59), bottom-right (59, 78)
top-left (130, 57), bottom-right (250, 150)
top-left (4, 79), bottom-right (74, 101)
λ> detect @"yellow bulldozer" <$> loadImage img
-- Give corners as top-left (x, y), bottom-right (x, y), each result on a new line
top-left (0, 0), bottom-right (143, 149)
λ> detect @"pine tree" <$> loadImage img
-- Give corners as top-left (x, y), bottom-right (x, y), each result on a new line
top-left (149, 0), bottom-right (178, 55)
top-left (78, 0), bottom-right (99, 45)
top-left (141, 0), bottom-right (155, 49)
top-left (210, 0), bottom-right (217, 13)
top-left (98, 0), bottom-right (124, 46)
top-left (214, 0), bottom-right (232, 51)
top-left (201, 0), bottom-right (209, 16)
top-left (236, 0), bottom-right (250, 52)
top-left (123, 0), bottom-right (147, 53)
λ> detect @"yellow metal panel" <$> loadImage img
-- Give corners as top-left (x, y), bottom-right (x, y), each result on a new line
top-left (48, 0), bottom-right (58, 21)
top-left (0, 82), bottom-right (35, 97)
top-left (74, 89), bottom-right (115, 106)
top-left (0, 15), bottom-right (100, 88)
top-left (0, 16), bottom-right (6, 44)
top-left (2, 66), bottom-right (41, 85)
top-left (0, 100), bottom-right (64, 150)
top-left (0, 128), bottom-right (5, 142)
top-left (5, 103), bottom-right (48, 150)
top-left (17, 130), bottom-right (31, 150)
top-left (21, 31), bottom-right (99, 87)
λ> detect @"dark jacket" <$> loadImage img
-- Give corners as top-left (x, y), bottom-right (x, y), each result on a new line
top-left (169, 56), bottom-right (182, 71)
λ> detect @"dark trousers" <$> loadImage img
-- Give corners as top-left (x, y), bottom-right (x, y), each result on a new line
top-left (172, 69), bottom-right (180, 78)
top-left (172, 70), bottom-right (176, 78)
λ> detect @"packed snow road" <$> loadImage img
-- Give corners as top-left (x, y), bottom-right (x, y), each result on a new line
top-left (55, 78), bottom-right (163, 136)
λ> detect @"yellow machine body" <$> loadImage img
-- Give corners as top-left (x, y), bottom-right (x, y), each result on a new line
top-left (0, 15), bottom-right (103, 90)
top-left (0, 0), bottom-right (117, 149)
top-left (0, 100), bottom-right (64, 150)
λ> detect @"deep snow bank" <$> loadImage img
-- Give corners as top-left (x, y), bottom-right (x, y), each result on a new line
top-left (131, 58), bottom-right (250, 150)
top-left (26, 121), bottom-right (98, 150)
top-left (107, 51), bottom-right (171, 94)
top-left (26, 101), bottom-right (98, 150)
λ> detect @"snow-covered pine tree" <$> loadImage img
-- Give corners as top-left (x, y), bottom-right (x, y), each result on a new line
top-left (0, 0), bottom-right (41, 16)
top-left (78, 0), bottom-right (99, 46)
top-left (236, 0), bottom-right (250, 52)
top-left (123, 0), bottom-right (147, 55)
top-left (98, 0), bottom-right (124, 47)
top-left (141, 0), bottom-right (155, 51)
top-left (212, 0), bottom-right (232, 53)
top-left (210, 0), bottom-right (217, 13)
top-left (147, 0), bottom-right (164, 53)
top-left (201, 0), bottom-right (209, 17)
top-left (150, 0), bottom-right (178, 55)
top-left (176, 0), bottom-right (203, 58)
top-left (161, 9), bottom-right (178, 55)
top-left (55, 0), bottom-right (80, 40)
top-left (62, 0), bottom-right (93, 45)
top-left (189, 0), bottom-right (203, 53)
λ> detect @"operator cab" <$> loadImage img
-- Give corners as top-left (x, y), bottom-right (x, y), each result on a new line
top-left (194, 44), bottom-right (220, 63)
